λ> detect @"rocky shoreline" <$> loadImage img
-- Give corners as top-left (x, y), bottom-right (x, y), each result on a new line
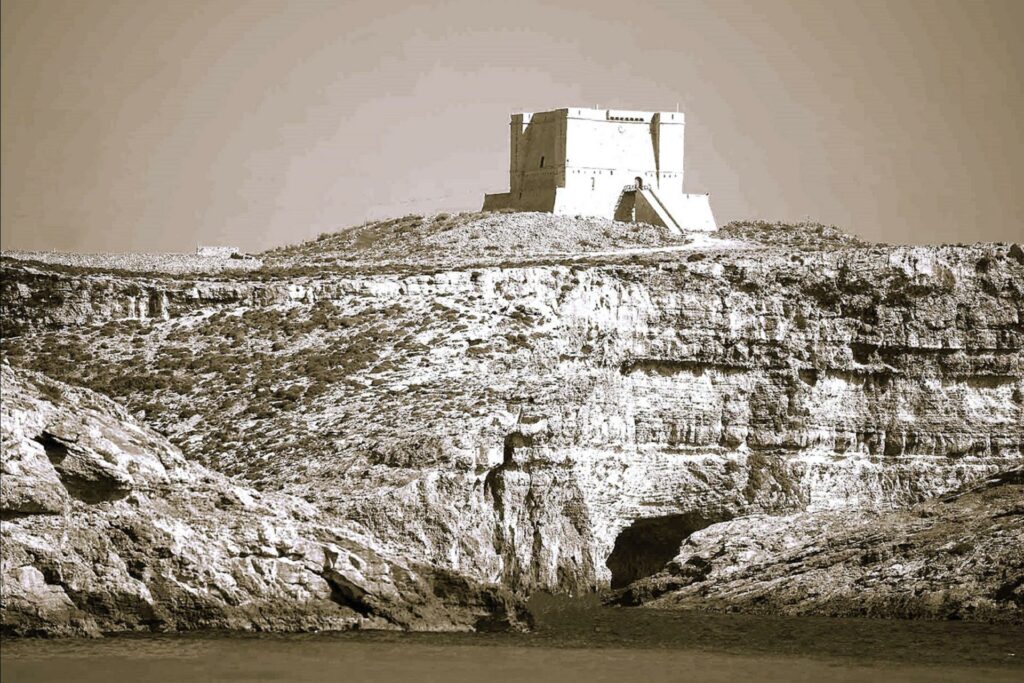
top-left (612, 468), bottom-right (1024, 623)
top-left (4, 363), bottom-right (1020, 636)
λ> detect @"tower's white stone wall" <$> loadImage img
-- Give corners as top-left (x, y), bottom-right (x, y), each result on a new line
top-left (483, 107), bottom-right (716, 232)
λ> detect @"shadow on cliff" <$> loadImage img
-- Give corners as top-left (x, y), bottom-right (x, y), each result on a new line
top-left (605, 513), bottom-right (730, 589)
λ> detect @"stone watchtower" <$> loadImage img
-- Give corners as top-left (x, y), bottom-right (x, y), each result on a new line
top-left (482, 107), bottom-right (716, 233)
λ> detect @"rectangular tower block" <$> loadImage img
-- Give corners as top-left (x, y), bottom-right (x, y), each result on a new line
top-left (483, 107), bottom-right (716, 233)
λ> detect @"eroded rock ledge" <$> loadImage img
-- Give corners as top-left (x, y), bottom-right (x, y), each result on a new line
top-left (0, 366), bottom-right (527, 637)
top-left (611, 468), bottom-right (1024, 624)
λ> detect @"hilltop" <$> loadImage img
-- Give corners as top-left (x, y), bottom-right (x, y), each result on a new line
top-left (265, 211), bottom-right (692, 267)
top-left (1, 213), bottom-right (867, 278)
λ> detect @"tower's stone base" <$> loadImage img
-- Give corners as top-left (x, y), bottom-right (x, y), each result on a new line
top-left (482, 185), bottom-right (716, 234)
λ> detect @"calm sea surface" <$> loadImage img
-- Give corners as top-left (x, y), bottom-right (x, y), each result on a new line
top-left (4, 596), bottom-right (1023, 682)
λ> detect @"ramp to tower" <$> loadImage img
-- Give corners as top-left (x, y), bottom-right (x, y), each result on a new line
top-left (635, 188), bottom-right (682, 235)
top-left (636, 187), bottom-right (717, 233)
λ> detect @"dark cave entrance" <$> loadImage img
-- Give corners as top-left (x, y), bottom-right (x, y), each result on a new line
top-left (605, 513), bottom-right (722, 589)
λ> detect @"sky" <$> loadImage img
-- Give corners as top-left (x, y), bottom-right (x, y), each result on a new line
top-left (2, 0), bottom-right (1022, 253)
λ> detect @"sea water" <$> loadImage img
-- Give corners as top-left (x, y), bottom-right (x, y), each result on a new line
top-left (3, 596), bottom-right (1022, 682)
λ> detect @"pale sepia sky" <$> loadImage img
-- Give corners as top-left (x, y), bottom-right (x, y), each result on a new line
top-left (2, 0), bottom-right (1021, 253)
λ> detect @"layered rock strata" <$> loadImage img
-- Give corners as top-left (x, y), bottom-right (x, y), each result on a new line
top-left (1, 220), bottom-right (1022, 631)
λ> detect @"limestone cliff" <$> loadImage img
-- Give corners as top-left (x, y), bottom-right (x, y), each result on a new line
top-left (1, 215), bottom-right (1022, 632)
top-left (0, 365), bottom-right (526, 636)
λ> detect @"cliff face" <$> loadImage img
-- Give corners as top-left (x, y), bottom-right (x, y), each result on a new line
top-left (2, 218), bottom-right (1022, 630)
top-left (0, 365), bottom-right (526, 636)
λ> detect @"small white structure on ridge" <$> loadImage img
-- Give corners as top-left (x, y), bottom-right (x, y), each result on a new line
top-left (195, 245), bottom-right (241, 258)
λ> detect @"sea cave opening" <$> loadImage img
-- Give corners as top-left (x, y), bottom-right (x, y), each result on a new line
top-left (605, 513), bottom-right (723, 589)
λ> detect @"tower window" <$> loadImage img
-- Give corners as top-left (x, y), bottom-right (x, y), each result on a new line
top-left (539, 156), bottom-right (545, 168)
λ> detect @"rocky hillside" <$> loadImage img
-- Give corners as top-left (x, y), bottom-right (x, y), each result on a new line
top-left (0, 365), bottom-right (526, 637)
top-left (2, 213), bottom-right (1022, 632)
top-left (263, 211), bottom-right (695, 270)
top-left (613, 467), bottom-right (1024, 623)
